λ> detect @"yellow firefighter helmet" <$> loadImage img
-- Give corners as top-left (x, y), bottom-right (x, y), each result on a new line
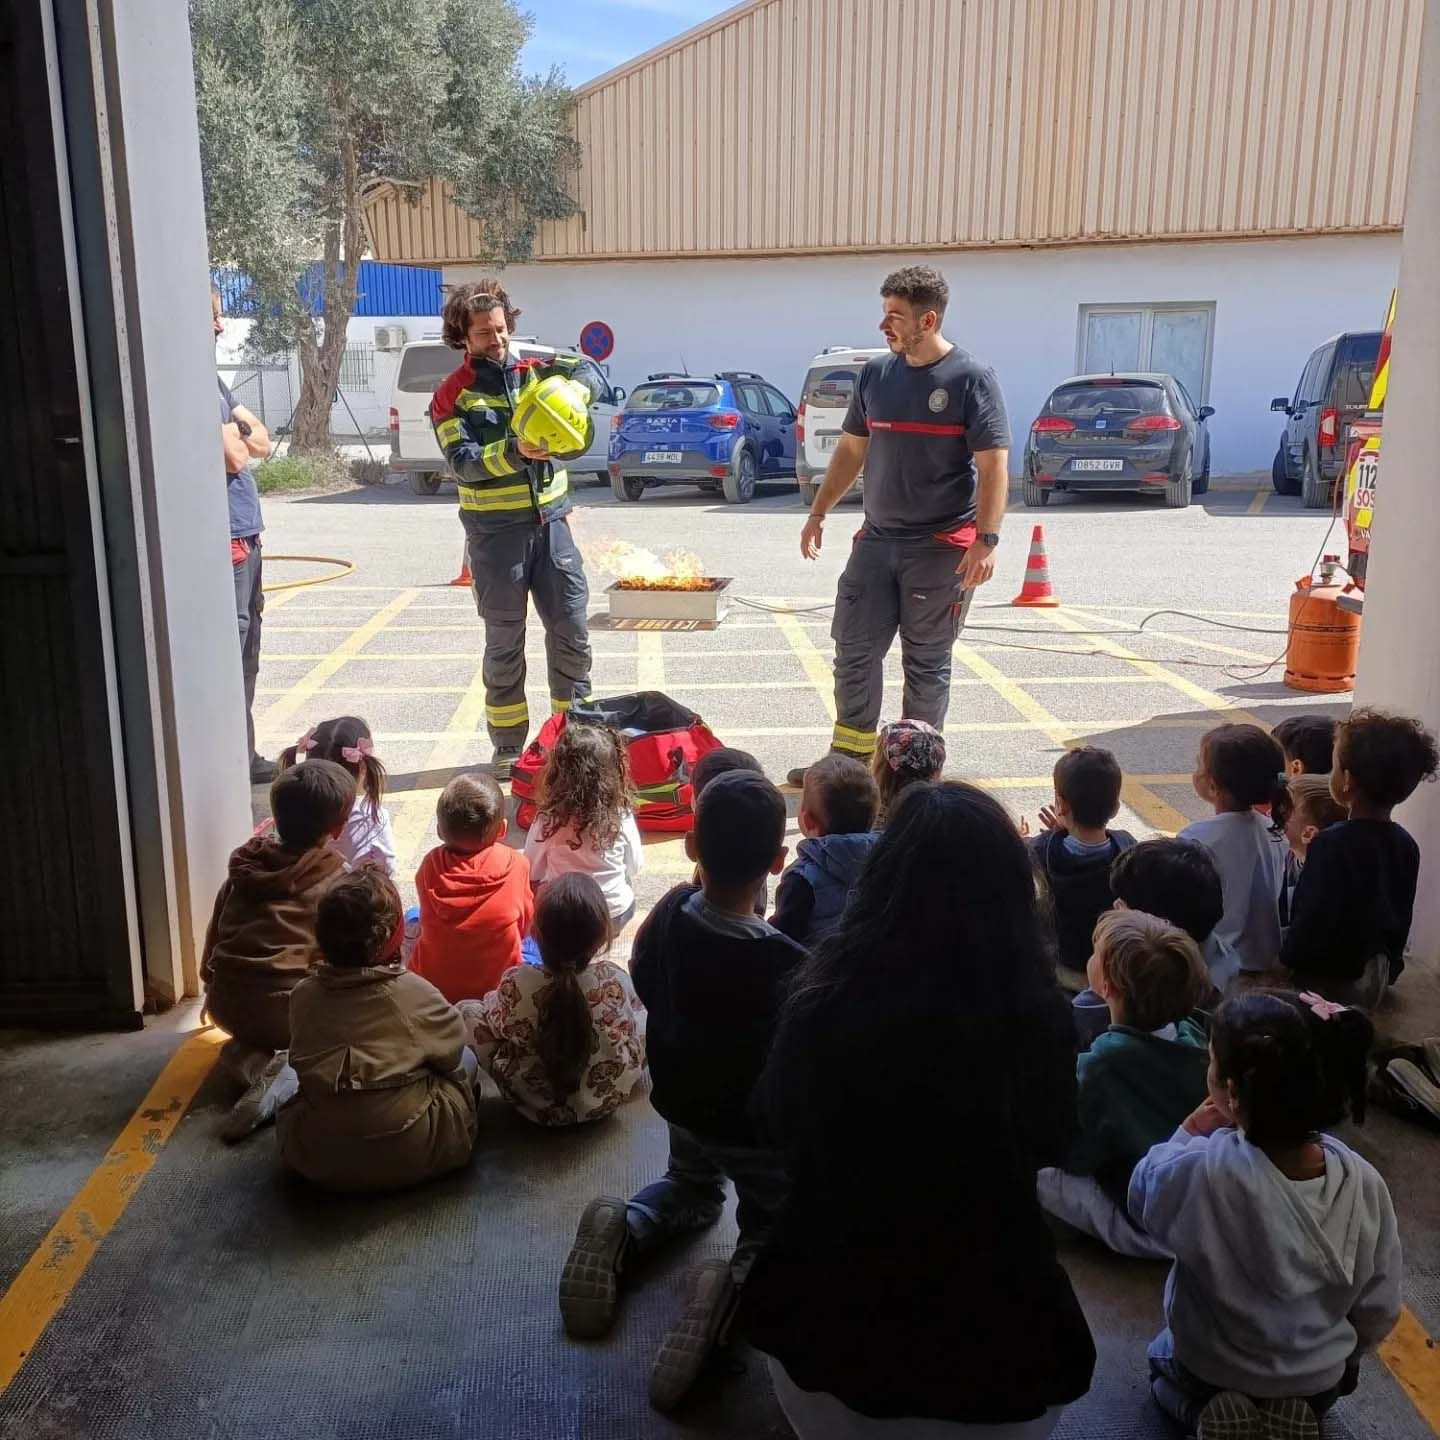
top-left (510, 372), bottom-right (593, 455)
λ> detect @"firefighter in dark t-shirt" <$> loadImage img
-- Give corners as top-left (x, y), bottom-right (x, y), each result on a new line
top-left (789, 266), bottom-right (1011, 787)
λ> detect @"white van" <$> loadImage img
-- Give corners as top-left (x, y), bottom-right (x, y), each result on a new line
top-left (796, 346), bottom-right (886, 504)
top-left (388, 339), bottom-right (623, 496)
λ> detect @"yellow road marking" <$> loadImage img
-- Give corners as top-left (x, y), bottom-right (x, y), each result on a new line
top-left (636, 633), bottom-right (666, 690)
top-left (1060, 605), bottom-right (1279, 666)
top-left (255, 590), bottom-right (419, 734)
top-left (773, 610), bottom-right (837, 721)
top-left (388, 665), bottom-right (491, 873)
top-left (1380, 1307), bottom-right (1440, 1432)
top-left (0, 1027), bottom-right (223, 1394)
top-left (1247, 488), bottom-right (1269, 515)
top-left (1046, 611), bottom-right (1267, 728)
top-left (952, 638), bottom-right (1193, 834)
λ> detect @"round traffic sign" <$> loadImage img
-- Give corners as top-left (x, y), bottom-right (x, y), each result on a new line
top-left (580, 320), bottom-right (615, 362)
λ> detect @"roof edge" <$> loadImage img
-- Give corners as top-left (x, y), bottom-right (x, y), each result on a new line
top-left (576, 0), bottom-right (771, 95)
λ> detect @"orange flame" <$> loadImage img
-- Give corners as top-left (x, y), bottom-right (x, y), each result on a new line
top-left (592, 541), bottom-right (708, 586)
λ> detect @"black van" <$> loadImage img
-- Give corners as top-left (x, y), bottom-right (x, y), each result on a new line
top-left (1270, 331), bottom-right (1381, 507)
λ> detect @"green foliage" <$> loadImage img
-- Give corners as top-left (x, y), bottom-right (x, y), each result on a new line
top-left (191, 0), bottom-right (579, 363)
top-left (254, 452), bottom-right (352, 493)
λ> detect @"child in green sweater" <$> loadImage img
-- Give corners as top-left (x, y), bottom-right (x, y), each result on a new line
top-left (1038, 908), bottom-right (1212, 1258)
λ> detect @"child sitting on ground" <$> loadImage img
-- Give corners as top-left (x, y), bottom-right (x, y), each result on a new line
top-left (1037, 910), bottom-right (1211, 1259)
top-left (871, 718), bottom-right (945, 824)
top-left (691, 746), bottom-right (767, 914)
top-left (771, 754), bottom-right (879, 946)
top-left (277, 868), bottom-right (478, 1191)
top-left (467, 873), bottom-right (645, 1127)
top-left (410, 773), bottom-right (533, 1004)
top-left (525, 722), bottom-right (644, 927)
top-left (1180, 724), bottom-right (1289, 978)
top-left (1072, 839), bottom-right (1234, 1043)
top-left (1280, 774), bottom-right (1348, 932)
top-left (558, 771), bottom-right (804, 1412)
top-left (202, 760), bottom-right (355, 1139)
top-left (1273, 714), bottom-right (1338, 777)
top-left (280, 716), bottom-right (395, 874)
top-left (1131, 990), bottom-right (1400, 1439)
top-left (1029, 747), bottom-right (1136, 985)
top-left (1282, 708), bottom-right (1439, 1007)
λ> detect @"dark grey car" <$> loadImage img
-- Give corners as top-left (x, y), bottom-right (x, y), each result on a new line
top-left (1270, 330), bottom-right (1381, 508)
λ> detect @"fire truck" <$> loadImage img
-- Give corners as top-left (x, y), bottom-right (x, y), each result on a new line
top-left (1338, 291), bottom-right (1395, 614)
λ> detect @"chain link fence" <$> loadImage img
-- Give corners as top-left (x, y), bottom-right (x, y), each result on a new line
top-left (219, 362), bottom-right (297, 435)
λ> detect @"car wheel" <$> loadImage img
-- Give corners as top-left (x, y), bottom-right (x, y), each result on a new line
top-left (1271, 442), bottom-right (1299, 496)
top-left (1022, 475), bottom-right (1050, 507)
top-left (409, 471), bottom-right (442, 496)
top-left (1301, 449), bottom-right (1330, 509)
top-left (1193, 450), bottom-right (1211, 497)
top-left (1165, 465), bottom-right (1193, 508)
top-left (722, 446), bottom-right (757, 504)
top-left (798, 480), bottom-right (817, 507)
top-left (610, 473), bottom-right (645, 502)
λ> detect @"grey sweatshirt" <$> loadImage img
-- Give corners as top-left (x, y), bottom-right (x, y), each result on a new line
top-left (1129, 1126), bottom-right (1401, 1396)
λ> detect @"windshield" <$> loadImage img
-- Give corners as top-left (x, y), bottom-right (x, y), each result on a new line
top-left (802, 364), bottom-right (863, 410)
top-left (1048, 382), bottom-right (1167, 418)
top-left (628, 382), bottom-right (722, 411)
top-left (396, 345), bottom-right (461, 394)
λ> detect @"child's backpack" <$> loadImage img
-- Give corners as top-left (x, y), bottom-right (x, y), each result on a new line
top-left (512, 691), bottom-right (724, 834)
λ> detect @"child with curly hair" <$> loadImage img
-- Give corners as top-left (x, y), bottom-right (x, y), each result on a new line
top-left (467, 873), bottom-right (645, 1127)
top-left (524, 721), bottom-right (644, 926)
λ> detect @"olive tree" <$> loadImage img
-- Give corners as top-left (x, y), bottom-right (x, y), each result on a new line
top-left (191, 0), bottom-right (579, 451)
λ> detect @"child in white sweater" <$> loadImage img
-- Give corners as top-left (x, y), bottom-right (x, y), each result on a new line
top-left (1130, 990), bottom-right (1401, 1440)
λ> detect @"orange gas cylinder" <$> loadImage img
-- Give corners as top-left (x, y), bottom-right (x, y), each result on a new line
top-left (1284, 572), bottom-right (1362, 693)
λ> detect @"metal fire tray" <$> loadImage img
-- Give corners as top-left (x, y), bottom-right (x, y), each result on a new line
top-left (605, 578), bottom-right (732, 625)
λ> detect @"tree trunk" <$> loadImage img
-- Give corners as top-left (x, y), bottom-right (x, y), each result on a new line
top-left (288, 120), bottom-right (366, 453)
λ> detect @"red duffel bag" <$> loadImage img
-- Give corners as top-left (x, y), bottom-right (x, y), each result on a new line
top-left (511, 691), bottom-right (725, 834)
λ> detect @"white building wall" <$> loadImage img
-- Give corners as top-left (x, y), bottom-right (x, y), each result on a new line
top-left (455, 234), bottom-right (1399, 474)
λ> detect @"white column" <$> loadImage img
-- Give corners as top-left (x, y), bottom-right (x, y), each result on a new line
top-left (1353, 1), bottom-right (1440, 964)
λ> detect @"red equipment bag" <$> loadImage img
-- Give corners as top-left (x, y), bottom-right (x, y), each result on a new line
top-left (511, 691), bottom-right (724, 834)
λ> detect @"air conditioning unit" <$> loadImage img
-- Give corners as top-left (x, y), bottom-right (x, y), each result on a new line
top-left (374, 324), bottom-right (407, 351)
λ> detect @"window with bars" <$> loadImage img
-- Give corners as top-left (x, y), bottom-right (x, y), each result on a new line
top-left (339, 343), bottom-right (376, 392)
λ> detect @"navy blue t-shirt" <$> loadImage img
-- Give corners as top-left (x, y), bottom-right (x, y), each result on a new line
top-left (219, 378), bottom-right (264, 540)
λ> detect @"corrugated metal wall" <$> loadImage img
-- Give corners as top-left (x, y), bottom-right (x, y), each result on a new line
top-left (214, 260), bottom-right (443, 316)
top-left (365, 0), bottom-right (1423, 264)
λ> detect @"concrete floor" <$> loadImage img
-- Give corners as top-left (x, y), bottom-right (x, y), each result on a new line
top-left (4, 477), bottom-right (1440, 1437)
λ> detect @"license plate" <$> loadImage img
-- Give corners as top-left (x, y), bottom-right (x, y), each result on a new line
top-left (1071, 458), bottom-right (1124, 472)
top-left (644, 450), bottom-right (683, 464)
top-left (817, 434), bottom-right (839, 452)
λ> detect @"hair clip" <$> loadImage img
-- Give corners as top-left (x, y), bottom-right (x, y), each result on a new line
top-left (295, 727), bottom-right (317, 753)
top-left (340, 737), bottom-right (374, 764)
top-left (1298, 990), bottom-right (1346, 1021)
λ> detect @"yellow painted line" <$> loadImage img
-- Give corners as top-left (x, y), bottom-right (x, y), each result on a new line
top-left (1060, 605), bottom-right (1278, 666)
top-left (636, 633), bottom-right (666, 690)
top-left (1247, 488), bottom-right (1269, 515)
top-left (1046, 611), bottom-right (1267, 728)
top-left (388, 665), bottom-right (491, 873)
top-left (255, 590), bottom-right (419, 733)
top-left (0, 1027), bottom-right (223, 1393)
top-left (1379, 1307), bottom-right (1440, 1432)
top-left (260, 586), bottom-right (305, 613)
top-left (773, 610), bottom-right (837, 721)
top-left (952, 639), bottom-right (1192, 835)
top-left (1056, 604), bottom-right (1289, 620)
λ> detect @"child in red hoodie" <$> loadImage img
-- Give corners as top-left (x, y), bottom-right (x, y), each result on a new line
top-left (409, 773), bottom-right (534, 1003)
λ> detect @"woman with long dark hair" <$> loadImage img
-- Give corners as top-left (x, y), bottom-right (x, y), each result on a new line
top-left (742, 782), bottom-right (1095, 1438)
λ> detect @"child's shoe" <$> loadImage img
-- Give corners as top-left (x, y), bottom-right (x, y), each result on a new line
top-left (559, 1196), bottom-right (630, 1338)
top-left (219, 1053), bottom-right (297, 1143)
top-left (648, 1258), bottom-right (738, 1412)
top-left (215, 1037), bottom-right (272, 1092)
top-left (1196, 1391), bottom-right (1265, 1439)
top-left (1259, 1396), bottom-right (1321, 1439)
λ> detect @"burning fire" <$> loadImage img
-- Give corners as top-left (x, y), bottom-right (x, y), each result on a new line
top-left (594, 541), bottom-right (713, 590)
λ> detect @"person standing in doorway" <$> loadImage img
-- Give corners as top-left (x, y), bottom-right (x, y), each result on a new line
top-left (788, 266), bottom-right (1010, 787)
top-left (432, 280), bottom-right (603, 779)
top-left (213, 288), bottom-right (276, 784)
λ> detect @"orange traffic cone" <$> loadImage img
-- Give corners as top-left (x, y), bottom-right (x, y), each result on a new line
top-left (450, 540), bottom-right (472, 588)
top-left (1011, 524), bottom-right (1060, 607)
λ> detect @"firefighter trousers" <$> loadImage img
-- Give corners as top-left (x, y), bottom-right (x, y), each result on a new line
top-left (467, 518), bottom-right (592, 748)
top-left (829, 531), bottom-right (973, 759)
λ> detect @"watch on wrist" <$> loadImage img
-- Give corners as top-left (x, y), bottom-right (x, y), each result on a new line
top-left (977, 531), bottom-right (1001, 547)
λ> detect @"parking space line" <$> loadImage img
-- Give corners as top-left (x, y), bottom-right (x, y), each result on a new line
top-left (1046, 610), bottom-right (1267, 728)
top-left (254, 591), bottom-right (420, 733)
top-left (951, 639), bottom-right (1193, 834)
top-left (773, 610), bottom-right (838, 721)
top-left (0, 1027), bottom-right (224, 1394)
top-left (1380, 1308), bottom-right (1440, 1433)
top-left (1059, 607), bottom-right (1278, 666)
top-left (1247, 488), bottom-right (1269, 515)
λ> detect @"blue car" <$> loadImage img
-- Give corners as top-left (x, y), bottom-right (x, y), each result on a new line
top-left (609, 371), bottom-right (798, 504)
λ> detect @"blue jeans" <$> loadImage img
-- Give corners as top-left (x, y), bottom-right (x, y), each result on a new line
top-left (1147, 1332), bottom-right (1352, 1430)
top-left (627, 1123), bottom-right (788, 1283)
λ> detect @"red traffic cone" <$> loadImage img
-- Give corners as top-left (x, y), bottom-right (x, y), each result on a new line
top-left (450, 540), bottom-right (472, 588)
top-left (1011, 524), bottom-right (1060, 607)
